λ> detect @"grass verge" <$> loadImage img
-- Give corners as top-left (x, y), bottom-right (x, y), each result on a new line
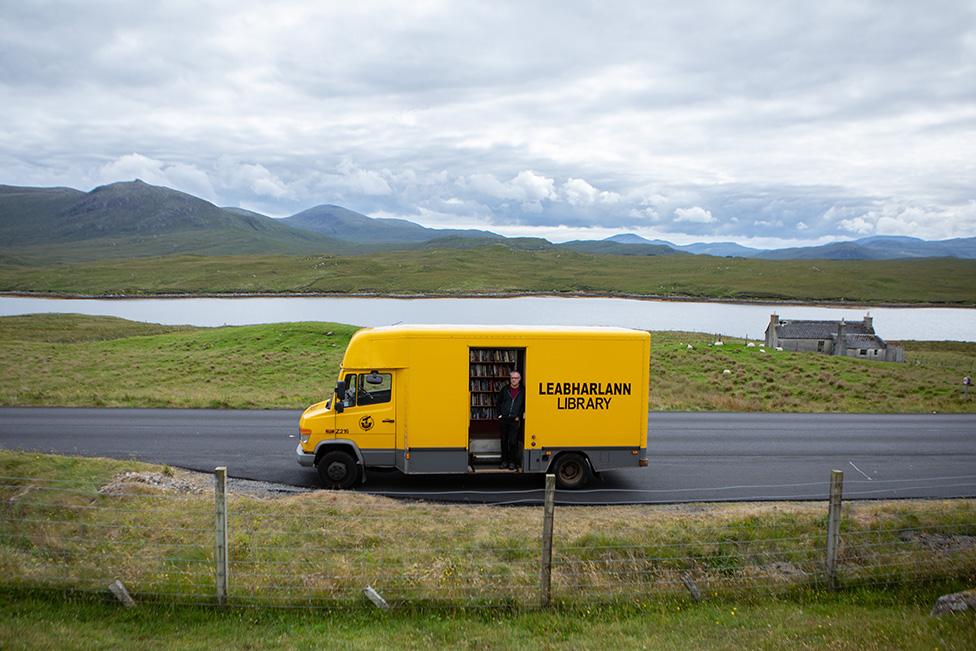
top-left (1, 585), bottom-right (975, 650)
top-left (1, 314), bottom-right (974, 412)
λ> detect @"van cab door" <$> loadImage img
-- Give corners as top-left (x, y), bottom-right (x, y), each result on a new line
top-left (338, 371), bottom-right (396, 462)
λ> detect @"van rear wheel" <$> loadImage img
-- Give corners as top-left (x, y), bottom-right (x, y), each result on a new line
top-left (553, 453), bottom-right (592, 489)
top-left (316, 451), bottom-right (360, 489)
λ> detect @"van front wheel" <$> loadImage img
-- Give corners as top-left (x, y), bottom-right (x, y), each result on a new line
top-left (316, 451), bottom-right (360, 489)
top-left (552, 453), bottom-right (592, 489)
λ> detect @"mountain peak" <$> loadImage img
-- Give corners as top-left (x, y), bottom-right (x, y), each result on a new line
top-left (91, 178), bottom-right (152, 192)
top-left (606, 233), bottom-right (655, 244)
top-left (854, 235), bottom-right (925, 245)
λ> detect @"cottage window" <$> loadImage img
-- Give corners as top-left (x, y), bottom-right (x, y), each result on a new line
top-left (817, 340), bottom-right (825, 352)
top-left (859, 349), bottom-right (866, 356)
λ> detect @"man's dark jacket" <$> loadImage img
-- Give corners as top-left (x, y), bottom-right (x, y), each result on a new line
top-left (496, 385), bottom-right (525, 418)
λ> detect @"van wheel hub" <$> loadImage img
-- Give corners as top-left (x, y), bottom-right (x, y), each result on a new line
top-left (553, 452), bottom-right (593, 489)
top-left (559, 462), bottom-right (581, 481)
top-left (326, 462), bottom-right (348, 481)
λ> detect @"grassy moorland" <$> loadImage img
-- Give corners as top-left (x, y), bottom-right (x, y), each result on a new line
top-left (2, 247), bottom-right (976, 304)
top-left (1, 314), bottom-right (973, 412)
top-left (0, 450), bottom-right (974, 649)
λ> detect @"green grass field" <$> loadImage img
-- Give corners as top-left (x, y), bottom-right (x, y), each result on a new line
top-left (0, 450), bottom-right (974, 648)
top-left (3, 247), bottom-right (976, 304)
top-left (0, 314), bottom-right (353, 409)
top-left (1, 314), bottom-right (973, 412)
top-left (2, 587), bottom-right (974, 650)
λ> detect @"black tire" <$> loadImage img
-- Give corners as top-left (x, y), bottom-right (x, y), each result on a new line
top-left (552, 452), bottom-right (592, 489)
top-left (316, 450), bottom-right (360, 489)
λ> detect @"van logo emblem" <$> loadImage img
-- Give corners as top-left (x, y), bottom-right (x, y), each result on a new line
top-left (359, 416), bottom-right (374, 431)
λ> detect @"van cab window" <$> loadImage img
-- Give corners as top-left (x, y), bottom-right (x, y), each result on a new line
top-left (357, 372), bottom-right (392, 405)
top-left (342, 373), bottom-right (358, 408)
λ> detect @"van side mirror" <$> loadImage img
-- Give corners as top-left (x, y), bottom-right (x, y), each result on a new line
top-left (334, 380), bottom-right (345, 413)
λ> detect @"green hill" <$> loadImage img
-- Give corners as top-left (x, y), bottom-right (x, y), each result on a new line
top-left (282, 203), bottom-right (502, 243)
top-left (0, 180), bottom-right (352, 262)
top-left (0, 185), bottom-right (86, 245)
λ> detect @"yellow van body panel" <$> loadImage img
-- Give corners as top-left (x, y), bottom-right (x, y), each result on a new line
top-left (299, 325), bottom-right (650, 473)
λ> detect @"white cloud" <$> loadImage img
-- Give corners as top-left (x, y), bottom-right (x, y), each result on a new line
top-left (628, 207), bottom-right (661, 222)
top-left (465, 170), bottom-right (557, 210)
top-left (562, 177), bottom-right (598, 205)
top-left (467, 173), bottom-right (518, 200)
top-left (334, 160), bottom-right (392, 196)
top-left (561, 178), bottom-right (621, 206)
top-left (840, 201), bottom-right (976, 240)
top-left (839, 216), bottom-right (874, 234)
top-left (674, 206), bottom-right (715, 223)
top-left (511, 170), bottom-right (557, 202)
top-left (217, 159), bottom-right (291, 199)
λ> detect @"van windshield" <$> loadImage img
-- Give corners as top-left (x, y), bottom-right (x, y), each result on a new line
top-left (340, 372), bottom-right (393, 406)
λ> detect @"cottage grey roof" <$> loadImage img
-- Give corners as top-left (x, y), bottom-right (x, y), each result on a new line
top-left (844, 333), bottom-right (885, 348)
top-left (774, 319), bottom-right (873, 340)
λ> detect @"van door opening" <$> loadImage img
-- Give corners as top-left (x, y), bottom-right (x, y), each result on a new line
top-left (468, 347), bottom-right (525, 469)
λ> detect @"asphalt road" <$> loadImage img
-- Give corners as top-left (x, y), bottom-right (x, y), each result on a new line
top-left (1, 408), bottom-right (974, 504)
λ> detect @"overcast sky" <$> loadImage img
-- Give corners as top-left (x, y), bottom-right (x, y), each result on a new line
top-left (1, 1), bottom-right (974, 245)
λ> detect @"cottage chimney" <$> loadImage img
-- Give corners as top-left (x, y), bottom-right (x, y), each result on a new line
top-left (766, 314), bottom-right (780, 348)
top-left (863, 314), bottom-right (873, 332)
top-left (835, 319), bottom-right (847, 356)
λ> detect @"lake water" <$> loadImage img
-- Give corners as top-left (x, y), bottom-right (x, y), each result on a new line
top-left (1, 295), bottom-right (974, 341)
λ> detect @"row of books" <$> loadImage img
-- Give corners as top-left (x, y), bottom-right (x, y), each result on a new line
top-left (470, 363), bottom-right (514, 378)
top-left (470, 407), bottom-right (499, 421)
top-left (470, 379), bottom-right (507, 393)
top-left (471, 393), bottom-right (498, 407)
top-left (469, 349), bottom-right (517, 363)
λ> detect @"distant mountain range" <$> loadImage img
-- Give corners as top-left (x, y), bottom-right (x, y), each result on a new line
top-left (605, 234), bottom-right (761, 257)
top-left (605, 232), bottom-right (976, 260)
top-left (1, 180), bottom-right (974, 263)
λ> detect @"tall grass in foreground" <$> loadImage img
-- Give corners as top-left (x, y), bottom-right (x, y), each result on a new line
top-left (3, 585), bottom-right (976, 650)
top-left (1, 452), bottom-right (973, 607)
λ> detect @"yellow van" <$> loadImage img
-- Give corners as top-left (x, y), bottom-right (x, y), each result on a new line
top-left (297, 325), bottom-right (649, 489)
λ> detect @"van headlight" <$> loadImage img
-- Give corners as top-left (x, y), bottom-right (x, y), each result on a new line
top-left (299, 428), bottom-right (311, 444)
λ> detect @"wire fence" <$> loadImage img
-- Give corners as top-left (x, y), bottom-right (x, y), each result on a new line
top-left (0, 469), bottom-right (974, 609)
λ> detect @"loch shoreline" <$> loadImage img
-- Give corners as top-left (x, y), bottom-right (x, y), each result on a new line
top-left (3, 289), bottom-right (974, 309)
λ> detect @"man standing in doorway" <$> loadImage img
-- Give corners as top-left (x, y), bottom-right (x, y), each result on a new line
top-left (497, 370), bottom-right (525, 470)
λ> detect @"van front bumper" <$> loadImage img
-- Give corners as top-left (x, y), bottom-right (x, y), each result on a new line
top-left (296, 444), bottom-right (316, 467)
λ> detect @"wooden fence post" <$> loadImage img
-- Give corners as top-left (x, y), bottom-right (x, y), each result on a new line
top-left (214, 466), bottom-right (229, 606)
top-left (825, 469), bottom-right (844, 590)
top-left (540, 473), bottom-right (556, 608)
